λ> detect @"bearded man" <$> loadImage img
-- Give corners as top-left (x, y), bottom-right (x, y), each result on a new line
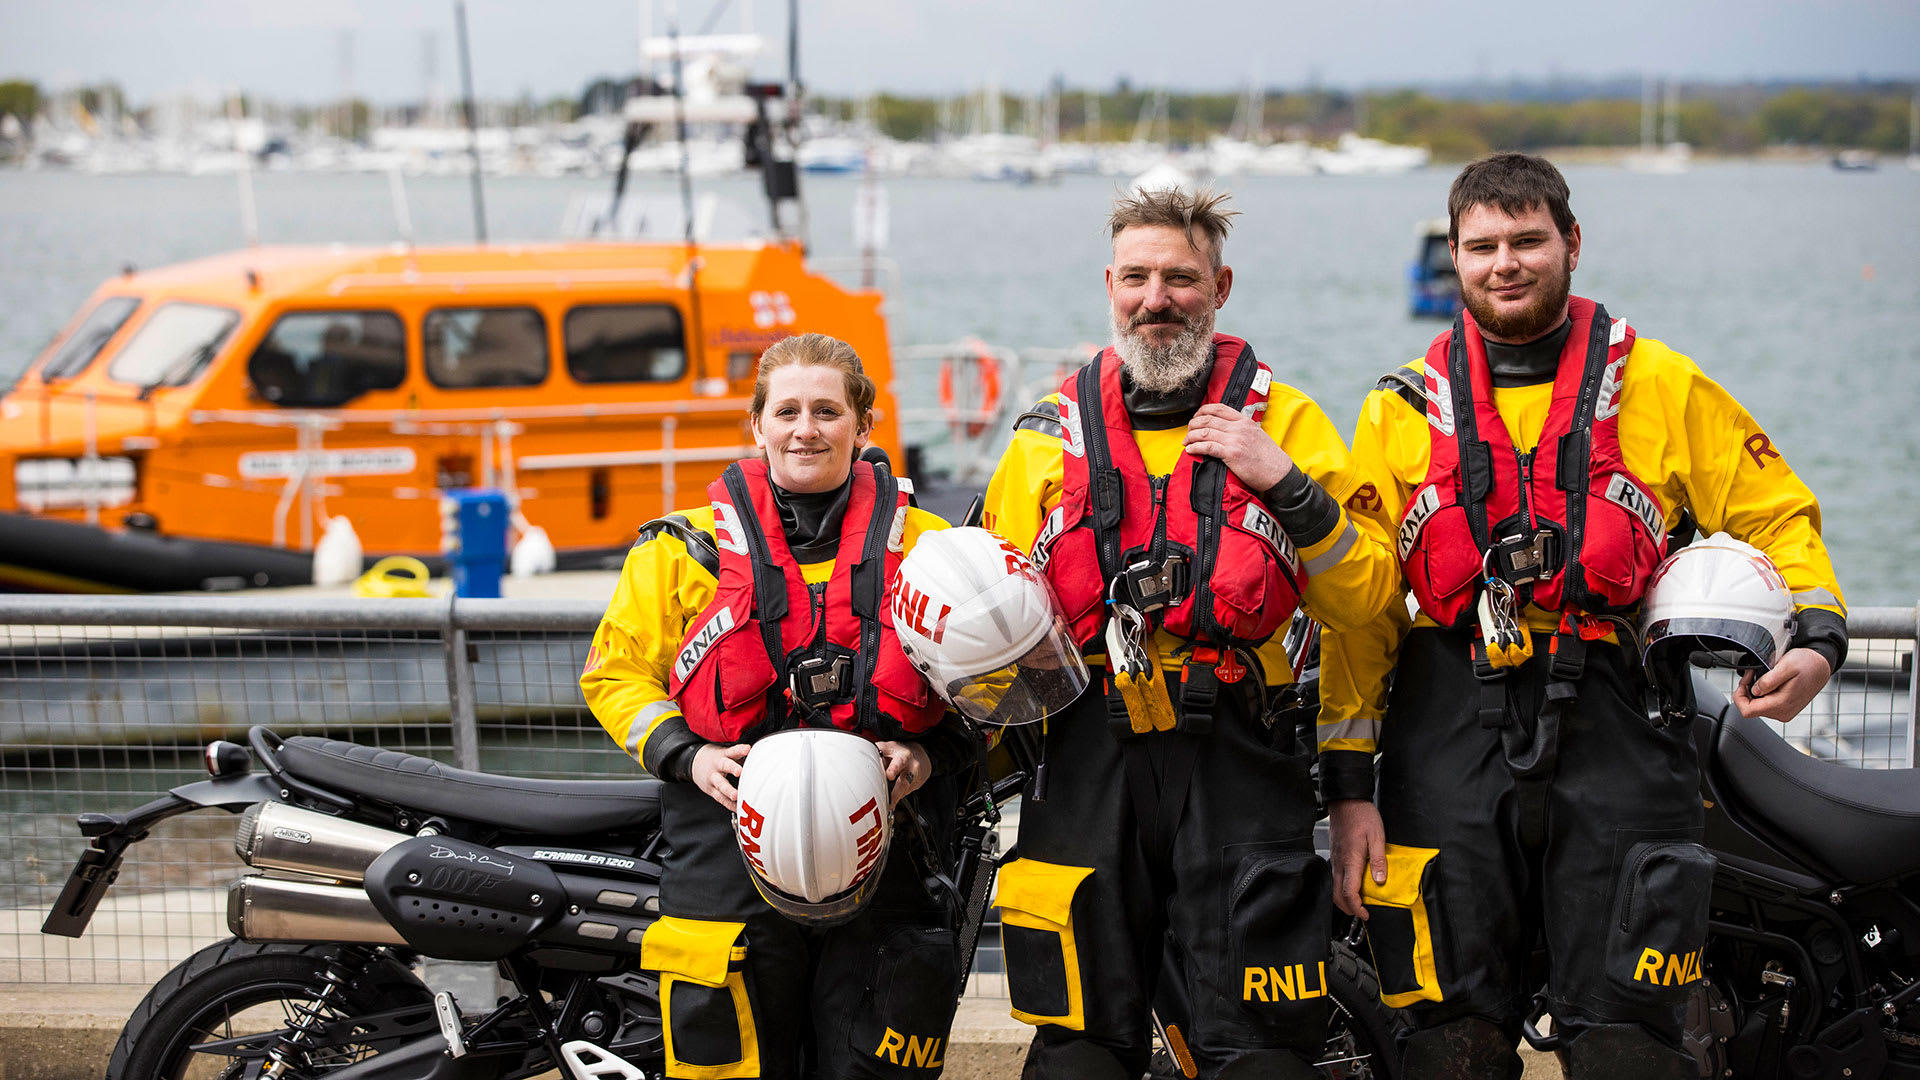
top-left (1321, 153), bottom-right (1846, 1077)
top-left (981, 187), bottom-right (1398, 1079)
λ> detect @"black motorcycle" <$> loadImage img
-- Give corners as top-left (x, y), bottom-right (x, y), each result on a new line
top-left (43, 720), bottom-right (1402, 1080)
top-left (1518, 675), bottom-right (1920, 1078)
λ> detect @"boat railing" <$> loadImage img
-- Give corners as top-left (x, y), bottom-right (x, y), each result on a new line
top-left (808, 255), bottom-right (903, 309)
top-left (0, 596), bottom-right (1912, 990)
top-left (178, 401), bottom-right (756, 551)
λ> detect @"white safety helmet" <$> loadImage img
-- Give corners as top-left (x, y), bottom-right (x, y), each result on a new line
top-left (891, 526), bottom-right (1090, 727)
top-left (1640, 532), bottom-right (1796, 673)
top-left (732, 729), bottom-right (893, 926)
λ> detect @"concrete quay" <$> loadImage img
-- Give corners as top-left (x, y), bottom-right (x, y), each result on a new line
top-left (0, 985), bottom-right (1554, 1079)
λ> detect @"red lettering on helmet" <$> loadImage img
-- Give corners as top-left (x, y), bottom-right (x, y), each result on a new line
top-left (929, 603), bottom-right (952, 644)
top-left (738, 800), bottom-right (765, 838)
top-left (849, 797), bottom-right (885, 878)
top-left (996, 537), bottom-right (1032, 573)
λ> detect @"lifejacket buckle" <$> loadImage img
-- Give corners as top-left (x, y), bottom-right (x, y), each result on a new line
top-left (1491, 529), bottom-right (1560, 586)
top-left (1117, 553), bottom-right (1190, 614)
top-left (789, 652), bottom-right (853, 708)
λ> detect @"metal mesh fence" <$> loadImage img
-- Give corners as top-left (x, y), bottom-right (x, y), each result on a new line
top-left (2, 596), bottom-right (1912, 993)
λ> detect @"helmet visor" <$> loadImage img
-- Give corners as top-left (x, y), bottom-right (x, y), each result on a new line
top-left (747, 844), bottom-right (889, 927)
top-left (946, 615), bottom-right (1090, 727)
top-left (1642, 616), bottom-right (1789, 672)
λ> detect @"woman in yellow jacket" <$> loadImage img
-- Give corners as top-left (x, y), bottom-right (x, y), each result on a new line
top-left (582, 333), bottom-right (976, 1079)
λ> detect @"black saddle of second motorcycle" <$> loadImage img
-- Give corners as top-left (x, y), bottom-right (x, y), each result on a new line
top-left (1714, 706), bottom-right (1920, 885)
top-left (277, 737), bottom-right (662, 838)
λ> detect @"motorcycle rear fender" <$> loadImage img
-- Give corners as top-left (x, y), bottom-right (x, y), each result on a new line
top-left (44, 774), bottom-right (281, 938)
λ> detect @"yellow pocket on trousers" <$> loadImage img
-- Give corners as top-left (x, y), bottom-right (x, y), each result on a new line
top-left (641, 916), bottom-right (759, 1079)
top-left (1360, 843), bottom-right (1444, 1008)
top-left (994, 858), bottom-right (1094, 1030)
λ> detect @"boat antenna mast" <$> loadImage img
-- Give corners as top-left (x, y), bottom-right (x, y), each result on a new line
top-left (665, 1), bottom-right (712, 391)
top-left (453, 0), bottom-right (488, 244)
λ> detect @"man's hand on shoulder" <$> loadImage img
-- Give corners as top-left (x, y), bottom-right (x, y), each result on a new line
top-left (1735, 647), bottom-right (1833, 723)
top-left (1185, 403), bottom-right (1294, 491)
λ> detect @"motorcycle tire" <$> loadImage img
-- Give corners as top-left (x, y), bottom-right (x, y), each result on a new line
top-left (1148, 943), bottom-right (1406, 1080)
top-left (105, 938), bottom-right (434, 1080)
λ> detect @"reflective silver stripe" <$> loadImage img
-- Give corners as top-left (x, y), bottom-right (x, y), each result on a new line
top-left (625, 700), bottom-right (682, 759)
top-left (1315, 717), bottom-right (1381, 744)
top-left (1793, 588), bottom-right (1844, 612)
top-left (1304, 521), bottom-right (1359, 577)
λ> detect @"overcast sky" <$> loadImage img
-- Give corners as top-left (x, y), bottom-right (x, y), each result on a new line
top-left (2, 0), bottom-right (1916, 104)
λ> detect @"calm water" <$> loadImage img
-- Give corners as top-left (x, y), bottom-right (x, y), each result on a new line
top-left (1, 165), bottom-right (1916, 603)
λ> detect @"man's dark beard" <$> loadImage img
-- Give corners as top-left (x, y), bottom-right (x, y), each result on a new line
top-left (1465, 255), bottom-right (1572, 343)
top-left (1111, 302), bottom-right (1215, 394)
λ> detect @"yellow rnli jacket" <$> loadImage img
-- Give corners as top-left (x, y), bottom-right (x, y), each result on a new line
top-left (581, 502), bottom-right (951, 778)
top-left (983, 377), bottom-right (1401, 686)
top-left (1317, 334), bottom-right (1848, 771)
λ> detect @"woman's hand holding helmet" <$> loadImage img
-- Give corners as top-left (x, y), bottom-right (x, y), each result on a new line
top-left (874, 740), bottom-right (933, 807)
top-left (1735, 648), bottom-right (1833, 722)
top-left (692, 742), bottom-right (752, 811)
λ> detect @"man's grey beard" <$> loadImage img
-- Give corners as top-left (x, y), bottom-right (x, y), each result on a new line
top-left (1110, 304), bottom-right (1216, 394)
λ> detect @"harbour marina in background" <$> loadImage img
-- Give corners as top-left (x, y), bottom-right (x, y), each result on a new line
top-left (1, 20), bottom-right (1916, 602)
top-left (3, 162), bottom-right (1917, 602)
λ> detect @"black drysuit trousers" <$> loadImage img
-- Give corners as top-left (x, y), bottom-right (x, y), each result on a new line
top-left (654, 780), bottom-right (961, 1079)
top-left (1006, 668), bottom-right (1330, 1079)
top-left (1372, 627), bottom-right (1715, 1075)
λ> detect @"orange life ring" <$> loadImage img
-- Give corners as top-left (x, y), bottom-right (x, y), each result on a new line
top-left (938, 344), bottom-right (1003, 438)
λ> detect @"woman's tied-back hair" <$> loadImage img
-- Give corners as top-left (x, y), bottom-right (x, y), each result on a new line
top-left (1447, 152), bottom-right (1577, 245)
top-left (751, 333), bottom-right (877, 426)
top-left (1107, 187), bottom-right (1239, 272)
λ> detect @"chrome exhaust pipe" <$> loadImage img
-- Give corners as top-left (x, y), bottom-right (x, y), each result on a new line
top-left (227, 875), bottom-right (406, 945)
top-left (235, 802), bottom-right (409, 884)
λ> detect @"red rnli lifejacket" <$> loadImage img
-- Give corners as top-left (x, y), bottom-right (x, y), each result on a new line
top-left (1034, 335), bottom-right (1306, 650)
top-left (1398, 296), bottom-right (1667, 629)
top-left (668, 459), bottom-right (943, 743)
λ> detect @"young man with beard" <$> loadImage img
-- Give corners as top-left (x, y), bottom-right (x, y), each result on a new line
top-left (1321, 153), bottom-right (1847, 1078)
top-left (981, 188), bottom-right (1398, 1079)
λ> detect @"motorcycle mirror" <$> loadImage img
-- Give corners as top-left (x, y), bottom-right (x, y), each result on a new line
top-left (204, 741), bottom-right (251, 778)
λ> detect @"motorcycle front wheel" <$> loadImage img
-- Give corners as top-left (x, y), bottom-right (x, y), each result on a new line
top-left (106, 939), bottom-right (436, 1080)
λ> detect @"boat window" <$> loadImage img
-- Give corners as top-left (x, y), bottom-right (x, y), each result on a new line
top-left (1422, 236), bottom-right (1456, 277)
top-left (565, 304), bottom-right (688, 384)
top-left (39, 296), bottom-right (141, 382)
top-left (247, 310), bottom-right (406, 408)
top-left (106, 302), bottom-right (242, 390)
top-left (424, 306), bottom-right (549, 389)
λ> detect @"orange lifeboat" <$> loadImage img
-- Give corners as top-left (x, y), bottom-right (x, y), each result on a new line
top-left (0, 240), bottom-right (906, 592)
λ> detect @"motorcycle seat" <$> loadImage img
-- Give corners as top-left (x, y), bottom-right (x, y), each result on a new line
top-left (1714, 705), bottom-right (1920, 884)
top-left (277, 736), bottom-right (662, 837)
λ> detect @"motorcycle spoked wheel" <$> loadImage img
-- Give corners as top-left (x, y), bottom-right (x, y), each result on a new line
top-left (1149, 943), bottom-right (1407, 1079)
top-left (106, 939), bottom-right (434, 1080)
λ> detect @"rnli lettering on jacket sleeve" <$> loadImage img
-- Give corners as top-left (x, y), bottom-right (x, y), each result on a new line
top-left (667, 459), bottom-right (943, 742)
top-left (1036, 335), bottom-right (1306, 650)
top-left (1398, 296), bottom-right (1666, 628)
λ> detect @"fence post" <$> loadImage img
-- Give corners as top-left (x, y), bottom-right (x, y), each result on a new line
top-left (443, 594), bottom-right (481, 771)
top-left (1908, 602), bottom-right (1919, 770)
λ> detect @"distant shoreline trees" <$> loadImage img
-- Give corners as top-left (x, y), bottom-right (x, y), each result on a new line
top-left (819, 83), bottom-right (1917, 159)
top-left (3, 75), bottom-right (1911, 161)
